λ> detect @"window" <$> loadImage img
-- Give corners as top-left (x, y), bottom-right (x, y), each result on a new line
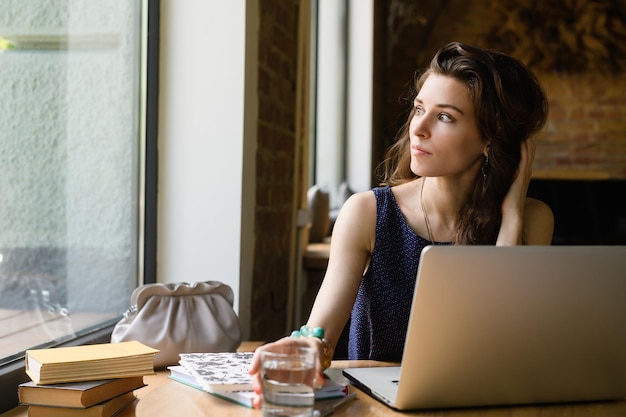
top-left (0, 0), bottom-right (157, 411)
top-left (311, 0), bottom-right (374, 207)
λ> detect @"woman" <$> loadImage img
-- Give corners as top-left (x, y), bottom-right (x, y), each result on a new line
top-left (249, 41), bottom-right (554, 401)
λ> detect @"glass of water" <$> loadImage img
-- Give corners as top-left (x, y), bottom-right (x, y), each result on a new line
top-left (261, 346), bottom-right (318, 417)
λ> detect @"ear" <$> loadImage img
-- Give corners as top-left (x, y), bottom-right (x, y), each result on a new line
top-left (483, 142), bottom-right (491, 158)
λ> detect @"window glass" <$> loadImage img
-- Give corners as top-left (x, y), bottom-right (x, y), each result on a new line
top-left (0, 1), bottom-right (144, 363)
top-left (312, 0), bottom-right (346, 208)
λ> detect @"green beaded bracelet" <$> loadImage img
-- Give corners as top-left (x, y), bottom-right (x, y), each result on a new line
top-left (290, 325), bottom-right (333, 369)
top-left (291, 325), bottom-right (324, 339)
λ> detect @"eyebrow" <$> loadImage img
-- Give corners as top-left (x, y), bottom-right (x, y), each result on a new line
top-left (414, 97), bottom-right (465, 115)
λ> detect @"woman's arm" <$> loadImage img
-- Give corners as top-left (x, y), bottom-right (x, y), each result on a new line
top-left (496, 139), bottom-right (554, 245)
top-left (305, 191), bottom-right (376, 350)
top-left (248, 191), bottom-right (376, 406)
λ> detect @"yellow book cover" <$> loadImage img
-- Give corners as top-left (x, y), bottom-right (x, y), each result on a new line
top-left (26, 391), bottom-right (136, 417)
top-left (25, 341), bottom-right (159, 385)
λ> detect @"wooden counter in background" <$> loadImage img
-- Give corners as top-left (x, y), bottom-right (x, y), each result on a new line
top-left (301, 238), bottom-right (331, 320)
top-left (302, 239), bottom-right (331, 270)
top-left (532, 169), bottom-right (612, 181)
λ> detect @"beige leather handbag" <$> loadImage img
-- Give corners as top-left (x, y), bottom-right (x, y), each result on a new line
top-left (111, 281), bottom-right (242, 368)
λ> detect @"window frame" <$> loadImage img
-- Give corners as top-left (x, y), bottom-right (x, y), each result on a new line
top-left (0, 0), bottom-right (159, 412)
top-left (311, 0), bottom-right (375, 205)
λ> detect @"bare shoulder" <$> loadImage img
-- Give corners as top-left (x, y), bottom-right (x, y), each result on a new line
top-left (523, 197), bottom-right (555, 244)
top-left (330, 189), bottom-right (378, 256)
top-left (525, 197), bottom-right (553, 220)
top-left (338, 189), bottom-right (377, 220)
top-left (332, 190), bottom-right (377, 239)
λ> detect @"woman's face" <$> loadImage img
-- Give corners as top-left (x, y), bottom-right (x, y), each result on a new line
top-left (409, 73), bottom-right (489, 179)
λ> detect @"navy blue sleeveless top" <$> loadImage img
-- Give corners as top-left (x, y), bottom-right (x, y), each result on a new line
top-left (348, 186), bottom-right (449, 361)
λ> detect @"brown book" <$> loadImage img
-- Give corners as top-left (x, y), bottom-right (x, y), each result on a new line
top-left (18, 376), bottom-right (145, 408)
top-left (26, 391), bottom-right (136, 417)
top-left (25, 341), bottom-right (159, 385)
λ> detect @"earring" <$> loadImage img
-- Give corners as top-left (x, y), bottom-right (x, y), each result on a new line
top-left (481, 154), bottom-right (489, 183)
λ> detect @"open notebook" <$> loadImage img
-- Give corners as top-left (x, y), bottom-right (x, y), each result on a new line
top-left (343, 245), bottom-right (626, 410)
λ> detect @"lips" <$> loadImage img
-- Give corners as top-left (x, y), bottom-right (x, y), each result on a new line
top-left (411, 144), bottom-right (431, 156)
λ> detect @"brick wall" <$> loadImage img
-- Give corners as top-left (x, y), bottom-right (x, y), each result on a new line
top-left (535, 73), bottom-right (626, 178)
top-left (250, 0), bottom-right (300, 341)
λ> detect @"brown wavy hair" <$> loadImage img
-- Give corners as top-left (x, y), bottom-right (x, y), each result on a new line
top-left (376, 42), bottom-right (548, 244)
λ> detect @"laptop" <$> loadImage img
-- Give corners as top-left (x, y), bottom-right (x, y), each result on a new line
top-left (343, 245), bottom-right (626, 410)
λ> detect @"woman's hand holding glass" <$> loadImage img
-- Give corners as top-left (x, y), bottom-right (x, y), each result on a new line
top-left (248, 326), bottom-right (333, 409)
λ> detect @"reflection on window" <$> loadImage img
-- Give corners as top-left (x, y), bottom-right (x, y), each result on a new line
top-left (0, 1), bottom-right (144, 363)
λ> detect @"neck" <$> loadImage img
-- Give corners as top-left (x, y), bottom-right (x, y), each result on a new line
top-left (419, 177), bottom-right (459, 243)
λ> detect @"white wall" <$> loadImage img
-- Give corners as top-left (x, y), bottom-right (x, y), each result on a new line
top-left (157, 0), bottom-right (256, 339)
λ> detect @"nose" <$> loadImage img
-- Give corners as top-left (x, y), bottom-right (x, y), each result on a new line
top-left (410, 112), bottom-right (430, 138)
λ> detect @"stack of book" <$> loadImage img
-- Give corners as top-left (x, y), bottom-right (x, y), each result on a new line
top-left (169, 351), bottom-right (349, 408)
top-left (18, 341), bottom-right (159, 417)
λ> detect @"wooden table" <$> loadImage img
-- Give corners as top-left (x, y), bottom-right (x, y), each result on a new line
top-left (131, 364), bottom-right (626, 417)
top-left (3, 342), bottom-right (626, 417)
top-left (6, 368), bottom-right (624, 417)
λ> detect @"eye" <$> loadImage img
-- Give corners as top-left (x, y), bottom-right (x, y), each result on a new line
top-left (413, 105), bottom-right (425, 116)
top-left (438, 113), bottom-right (453, 123)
